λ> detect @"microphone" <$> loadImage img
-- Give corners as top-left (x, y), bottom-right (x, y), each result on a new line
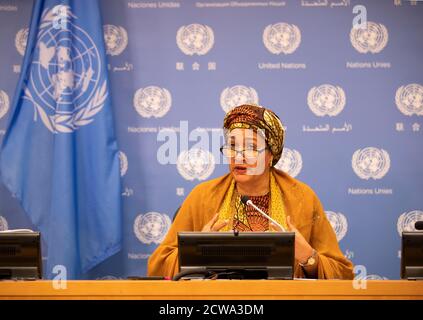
top-left (240, 195), bottom-right (286, 232)
top-left (415, 221), bottom-right (423, 231)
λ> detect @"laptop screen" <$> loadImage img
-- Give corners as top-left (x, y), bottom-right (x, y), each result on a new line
top-left (177, 231), bottom-right (294, 280)
top-left (0, 231), bottom-right (42, 279)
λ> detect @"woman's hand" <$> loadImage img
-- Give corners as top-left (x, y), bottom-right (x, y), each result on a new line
top-left (202, 213), bottom-right (228, 232)
top-left (286, 216), bottom-right (314, 264)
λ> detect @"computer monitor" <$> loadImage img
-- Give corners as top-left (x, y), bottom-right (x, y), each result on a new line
top-left (177, 231), bottom-right (295, 280)
top-left (401, 231), bottom-right (423, 280)
top-left (0, 231), bottom-right (42, 279)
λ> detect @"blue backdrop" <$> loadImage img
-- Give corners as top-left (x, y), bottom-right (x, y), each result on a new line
top-left (0, 0), bottom-right (422, 280)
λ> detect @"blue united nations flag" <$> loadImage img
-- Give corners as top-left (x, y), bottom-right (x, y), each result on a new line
top-left (0, 0), bottom-right (122, 279)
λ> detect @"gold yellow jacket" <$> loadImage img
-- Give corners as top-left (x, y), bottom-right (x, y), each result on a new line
top-left (148, 168), bottom-right (354, 279)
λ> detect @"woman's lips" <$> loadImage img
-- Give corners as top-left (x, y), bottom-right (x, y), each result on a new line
top-left (233, 166), bottom-right (248, 174)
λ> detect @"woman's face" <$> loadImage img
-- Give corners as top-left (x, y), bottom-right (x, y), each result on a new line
top-left (226, 128), bottom-right (273, 185)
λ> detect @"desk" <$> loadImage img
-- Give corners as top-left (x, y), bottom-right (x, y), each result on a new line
top-left (0, 280), bottom-right (422, 299)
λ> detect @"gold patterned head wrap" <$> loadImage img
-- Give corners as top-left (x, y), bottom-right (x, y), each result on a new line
top-left (223, 104), bottom-right (285, 166)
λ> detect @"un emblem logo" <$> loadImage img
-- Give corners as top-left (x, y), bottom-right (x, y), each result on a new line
top-left (350, 21), bottom-right (388, 53)
top-left (220, 85), bottom-right (259, 113)
top-left (118, 151), bottom-right (128, 177)
top-left (395, 84), bottom-right (423, 116)
top-left (15, 27), bottom-right (29, 56)
top-left (397, 210), bottom-right (423, 236)
top-left (274, 148), bottom-right (302, 178)
top-left (177, 148), bottom-right (215, 181)
top-left (263, 23), bottom-right (301, 55)
top-left (307, 84), bottom-right (346, 117)
top-left (325, 211), bottom-right (348, 241)
top-left (0, 216), bottom-right (8, 231)
top-left (103, 24), bottom-right (128, 56)
top-left (176, 23), bottom-right (214, 56)
top-left (133, 86), bottom-right (172, 118)
top-left (0, 90), bottom-right (10, 120)
top-left (352, 147), bottom-right (390, 180)
top-left (23, 6), bottom-right (108, 133)
top-left (134, 212), bottom-right (171, 245)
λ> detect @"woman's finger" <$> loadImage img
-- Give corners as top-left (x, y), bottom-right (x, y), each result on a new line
top-left (212, 220), bottom-right (228, 231)
top-left (269, 222), bottom-right (283, 231)
top-left (209, 213), bottom-right (219, 226)
top-left (286, 216), bottom-right (297, 231)
top-left (202, 213), bottom-right (220, 231)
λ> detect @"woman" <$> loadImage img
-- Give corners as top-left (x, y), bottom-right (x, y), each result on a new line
top-left (148, 104), bottom-right (354, 279)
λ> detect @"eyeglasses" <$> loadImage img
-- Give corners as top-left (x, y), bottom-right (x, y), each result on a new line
top-left (220, 145), bottom-right (267, 159)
